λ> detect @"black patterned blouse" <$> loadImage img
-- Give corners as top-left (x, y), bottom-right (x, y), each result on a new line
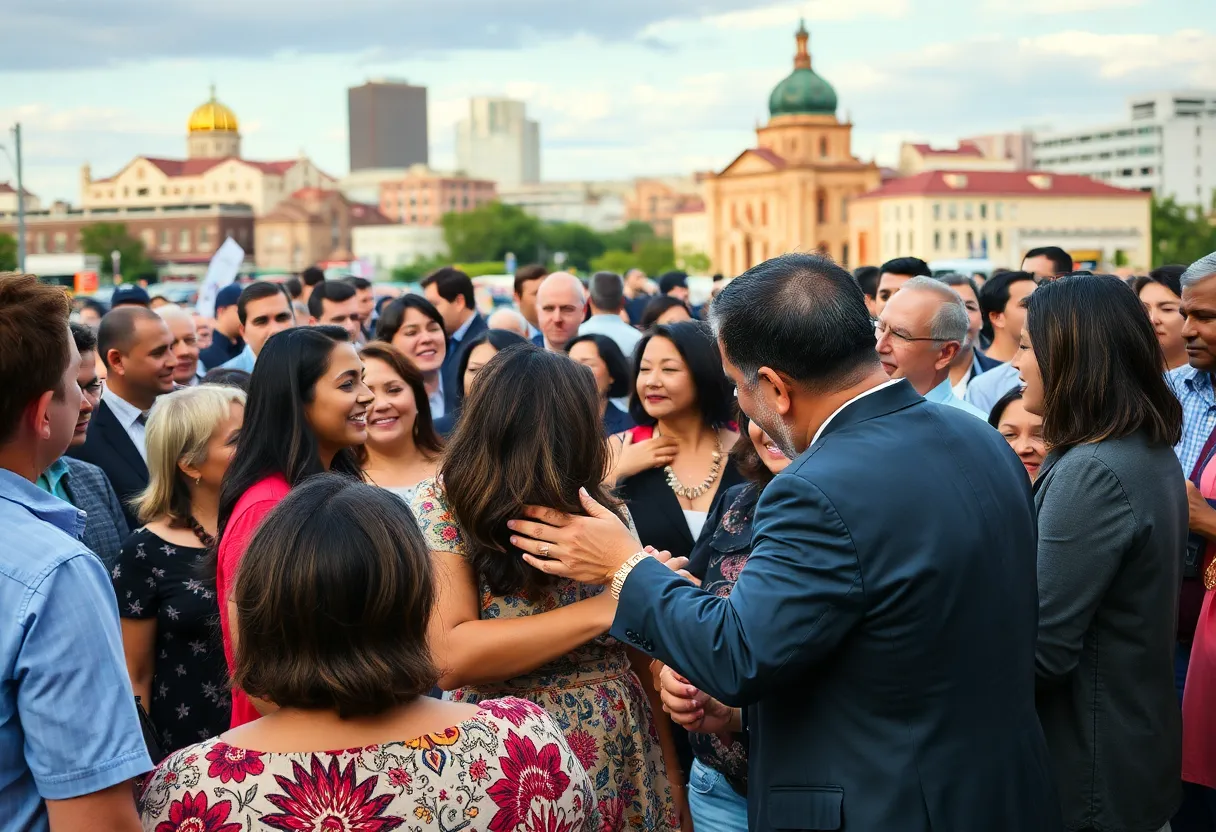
top-left (112, 527), bottom-right (230, 752)
top-left (685, 482), bottom-right (762, 797)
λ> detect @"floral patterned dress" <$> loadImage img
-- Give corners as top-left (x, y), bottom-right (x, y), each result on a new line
top-left (139, 697), bottom-right (596, 832)
top-left (410, 479), bottom-right (677, 831)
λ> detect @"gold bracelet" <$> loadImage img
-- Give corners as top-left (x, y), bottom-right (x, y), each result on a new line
top-left (610, 551), bottom-right (651, 600)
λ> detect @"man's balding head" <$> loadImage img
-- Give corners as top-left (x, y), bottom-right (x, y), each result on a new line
top-left (487, 307), bottom-right (531, 338)
top-left (536, 272), bottom-right (587, 351)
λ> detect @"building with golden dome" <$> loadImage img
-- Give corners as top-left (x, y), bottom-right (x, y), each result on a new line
top-left (80, 87), bottom-right (334, 216)
top-left (692, 23), bottom-right (880, 274)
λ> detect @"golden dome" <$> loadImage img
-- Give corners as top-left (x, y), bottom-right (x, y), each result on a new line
top-left (188, 85), bottom-right (239, 133)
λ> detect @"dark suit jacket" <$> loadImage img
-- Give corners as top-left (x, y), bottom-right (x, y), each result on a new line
top-left (974, 349), bottom-right (1003, 374)
top-left (619, 460), bottom-right (742, 561)
top-left (601, 403), bottom-right (634, 437)
top-left (66, 399), bottom-right (149, 531)
top-left (613, 381), bottom-right (1061, 832)
top-left (61, 457), bottom-right (130, 571)
top-left (440, 314), bottom-right (487, 414)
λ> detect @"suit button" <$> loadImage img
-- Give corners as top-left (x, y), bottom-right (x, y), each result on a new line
top-left (625, 629), bottom-right (639, 642)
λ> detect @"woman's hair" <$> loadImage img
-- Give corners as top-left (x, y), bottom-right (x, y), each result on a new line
top-left (215, 327), bottom-right (364, 558)
top-left (987, 387), bottom-right (1025, 429)
top-left (439, 343), bottom-right (623, 597)
top-left (374, 294), bottom-right (444, 343)
top-left (135, 385), bottom-right (247, 525)
top-left (565, 333), bottom-right (632, 399)
top-left (1132, 264), bottom-right (1185, 300)
top-left (231, 475), bottom-right (439, 718)
top-left (450, 329), bottom-right (529, 404)
top-left (629, 321), bottom-right (735, 429)
top-left (1025, 273), bottom-right (1182, 450)
top-left (200, 367), bottom-right (251, 392)
top-left (730, 407), bottom-right (779, 487)
top-left (357, 341), bottom-right (443, 459)
top-left (640, 295), bottom-right (691, 329)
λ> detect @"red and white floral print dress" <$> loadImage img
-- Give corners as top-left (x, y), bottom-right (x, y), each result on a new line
top-left (138, 698), bottom-right (596, 832)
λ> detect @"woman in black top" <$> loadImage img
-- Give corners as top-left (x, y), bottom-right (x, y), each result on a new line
top-left (113, 384), bottom-right (245, 752)
top-left (567, 333), bottom-right (636, 437)
top-left (679, 409), bottom-right (790, 830)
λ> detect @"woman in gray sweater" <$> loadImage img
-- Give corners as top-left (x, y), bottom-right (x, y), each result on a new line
top-left (1012, 273), bottom-right (1186, 832)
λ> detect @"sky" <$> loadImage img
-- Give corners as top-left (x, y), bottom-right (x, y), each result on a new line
top-left (1, 0), bottom-right (1212, 204)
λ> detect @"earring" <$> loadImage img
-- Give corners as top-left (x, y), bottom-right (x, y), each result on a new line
top-left (194, 476), bottom-right (201, 485)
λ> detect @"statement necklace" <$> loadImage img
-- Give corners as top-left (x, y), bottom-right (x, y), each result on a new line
top-left (662, 431), bottom-right (723, 500)
top-left (186, 515), bottom-right (215, 548)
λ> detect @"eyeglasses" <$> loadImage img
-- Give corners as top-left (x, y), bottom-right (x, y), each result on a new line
top-left (873, 319), bottom-right (946, 344)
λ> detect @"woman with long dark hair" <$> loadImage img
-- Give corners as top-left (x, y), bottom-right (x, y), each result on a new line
top-left (1133, 265), bottom-right (1187, 371)
top-left (1012, 274), bottom-right (1185, 832)
top-left (213, 326), bottom-right (372, 728)
top-left (411, 343), bottom-right (682, 830)
top-left (613, 321), bottom-right (741, 560)
top-left (432, 329), bottom-right (528, 436)
top-left (567, 333), bottom-right (636, 436)
top-left (358, 341), bottom-right (443, 503)
top-left (141, 475), bottom-right (596, 832)
top-left (375, 295), bottom-right (449, 418)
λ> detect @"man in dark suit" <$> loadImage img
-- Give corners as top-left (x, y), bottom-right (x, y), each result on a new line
top-left (508, 253), bottom-right (1061, 832)
top-left (68, 306), bottom-right (176, 530)
top-left (422, 267), bottom-right (486, 414)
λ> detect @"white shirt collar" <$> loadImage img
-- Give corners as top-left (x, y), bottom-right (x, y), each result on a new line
top-left (811, 379), bottom-right (902, 446)
top-left (452, 311), bottom-right (477, 342)
top-left (102, 386), bottom-right (146, 429)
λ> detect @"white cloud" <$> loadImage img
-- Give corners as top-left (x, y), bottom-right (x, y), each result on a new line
top-left (699, 0), bottom-right (909, 30)
top-left (985, 0), bottom-right (1143, 13)
top-left (1020, 29), bottom-right (1216, 83)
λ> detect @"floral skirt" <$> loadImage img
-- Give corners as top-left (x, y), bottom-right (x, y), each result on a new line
top-left (453, 667), bottom-right (678, 831)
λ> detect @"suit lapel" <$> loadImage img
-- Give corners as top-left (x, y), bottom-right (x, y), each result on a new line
top-left (95, 401), bottom-right (149, 482)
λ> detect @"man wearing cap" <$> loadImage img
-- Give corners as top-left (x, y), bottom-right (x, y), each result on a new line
top-left (198, 283), bottom-right (245, 371)
top-left (109, 284), bottom-right (151, 309)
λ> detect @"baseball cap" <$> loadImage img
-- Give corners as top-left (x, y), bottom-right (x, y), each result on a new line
top-left (110, 284), bottom-right (151, 307)
top-left (215, 283), bottom-right (243, 310)
top-left (658, 271), bottom-right (689, 295)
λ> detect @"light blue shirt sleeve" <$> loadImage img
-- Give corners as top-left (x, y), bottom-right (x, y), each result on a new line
top-left (17, 553), bottom-right (151, 799)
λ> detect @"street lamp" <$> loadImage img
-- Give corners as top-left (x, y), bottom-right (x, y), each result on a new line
top-left (111, 249), bottom-right (121, 283)
top-left (0, 123), bottom-right (25, 272)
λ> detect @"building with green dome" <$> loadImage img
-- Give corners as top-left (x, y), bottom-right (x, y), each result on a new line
top-left (700, 22), bottom-right (880, 276)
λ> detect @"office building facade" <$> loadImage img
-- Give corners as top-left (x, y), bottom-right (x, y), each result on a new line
top-left (348, 80), bottom-right (429, 172)
top-left (455, 97), bottom-right (540, 187)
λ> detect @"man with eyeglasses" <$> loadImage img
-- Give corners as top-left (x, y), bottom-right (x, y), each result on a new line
top-left (875, 276), bottom-right (987, 419)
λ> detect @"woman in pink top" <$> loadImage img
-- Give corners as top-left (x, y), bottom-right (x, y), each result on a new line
top-left (213, 326), bottom-right (372, 727)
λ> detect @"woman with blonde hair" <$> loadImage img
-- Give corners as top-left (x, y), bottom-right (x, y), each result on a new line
top-left (112, 384), bottom-right (245, 752)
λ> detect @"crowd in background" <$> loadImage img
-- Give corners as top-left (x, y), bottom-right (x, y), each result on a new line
top-left (4, 242), bottom-right (1216, 832)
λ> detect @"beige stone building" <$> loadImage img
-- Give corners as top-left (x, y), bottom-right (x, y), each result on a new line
top-left (702, 22), bottom-right (880, 275)
top-left (255, 188), bottom-right (391, 272)
top-left (81, 88), bottom-right (334, 215)
top-left (897, 141), bottom-right (1017, 176)
top-left (626, 177), bottom-right (707, 238)
top-left (848, 170), bottom-right (1152, 270)
top-left (379, 165), bottom-right (497, 226)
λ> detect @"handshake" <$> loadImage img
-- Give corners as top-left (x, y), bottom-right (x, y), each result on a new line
top-left (649, 660), bottom-right (742, 736)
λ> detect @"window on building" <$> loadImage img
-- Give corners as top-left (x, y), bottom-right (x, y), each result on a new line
top-left (123, 187), bottom-right (130, 197)
top-left (331, 216), bottom-right (340, 250)
top-left (158, 228), bottom-right (169, 250)
top-left (53, 232), bottom-right (66, 253)
top-left (979, 203), bottom-right (988, 219)
top-left (896, 232), bottom-right (902, 253)
top-left (817, 190), bottom-right (827, 224)
top-left (948, 203), bottom-right (957, 220)
top-left (933, 203), bottom-right (941, 220)
top-left (965, 230), bottom-right (974, 254)
top-left (840, 197), bottom-right (848, 222)
top-left (199, 226), bottom-right (210, 247)
top-left (137, 187), bottom-right (149, 197)
top-left (180, 228), bottom-right (191, 251)
top-left (819, 136), bottom-right (828, 158)
top-left (995, 202), bottom-right (1003, 220)
top-left (142, 229), bottom-right (155, 249)
top-left (934, 231), bottom-right (941, 251)
top-left (964, 203), bottom-right (973, 220)
top-left (996, 230), bottom-right (1003, 249)
top-left (949, 230), bottom-right (958, 251)
top-left (841, 242), bottom-right (849, 266)
top-left (34, 233), bottom-right (44, 253)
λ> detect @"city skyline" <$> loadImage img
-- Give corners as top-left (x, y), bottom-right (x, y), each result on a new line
top-left (2, 0), bottom-right (1211, 205)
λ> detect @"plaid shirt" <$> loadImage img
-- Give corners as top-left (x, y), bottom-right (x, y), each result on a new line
top-left (1166, 364), bottom-right (1216, 477)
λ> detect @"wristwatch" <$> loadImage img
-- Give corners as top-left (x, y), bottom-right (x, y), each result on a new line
top-left (610, 551), bottom-right (651, 600)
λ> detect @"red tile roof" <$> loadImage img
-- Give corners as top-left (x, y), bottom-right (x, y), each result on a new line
top-left (909, 140), bottom-right (984, 158)
top-left (96, 155), bottom-right (314, 183)
top-left (0, 181), bottom-right (33, 196)
top-left (855, 170), bottom-right (1149, 200)
top-left (748, 148), bottom-right (787, 168)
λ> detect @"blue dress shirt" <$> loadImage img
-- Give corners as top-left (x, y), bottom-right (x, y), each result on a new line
top-left (0, 469), bottom-right (150, 830)
top-left (1167, 364), bottom-right (1216, 475)
top-left (218, 343), bottom-right (257, 373)
top-left (924, 379), bottom-right (989, 420)
top-left (963, 361), bottom-right (1021, 417)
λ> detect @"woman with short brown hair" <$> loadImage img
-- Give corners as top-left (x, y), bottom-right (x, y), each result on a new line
top-left (139, 475), bottom-right (595, 831)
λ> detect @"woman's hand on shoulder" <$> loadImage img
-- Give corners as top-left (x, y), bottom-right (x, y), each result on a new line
top-left (610, 431), bottom-right (679, 483)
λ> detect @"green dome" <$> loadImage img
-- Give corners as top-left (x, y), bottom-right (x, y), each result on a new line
top-left (769, 68), bottom-right (838, 117)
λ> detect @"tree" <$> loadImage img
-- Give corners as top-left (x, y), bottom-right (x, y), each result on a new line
top-left (0, 233), bottom-right (15, 272)
top-left (599, 221), bottom-right (656, 253)
top-left (676, 247), bottom-right (712, 274)
top-left (589, 250), bottom-right (639, 274)
top-left (442, 202), bottom-right (543, 264)
top-left (635, 238), bottom-right (677, 276)
top-left (540, 222), bottom-right (605, 272)
top-left (80, 222), bottom-right (153, 280)
top-left (1152, 196), bottom-right (1216, 268)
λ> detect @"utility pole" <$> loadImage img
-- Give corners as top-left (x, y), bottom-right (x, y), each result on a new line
top-left (13, 124), bottom-right (25, 273)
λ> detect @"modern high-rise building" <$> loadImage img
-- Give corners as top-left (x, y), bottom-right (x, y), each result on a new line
top-left (455, 97), bottom-right (540, 187)
top-left (1033, 90), bottom-right (1216, 206)
top-left (348, 80), bottom-right (429, 172)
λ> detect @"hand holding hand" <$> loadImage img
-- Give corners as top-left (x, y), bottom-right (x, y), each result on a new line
top-left (658, 665), bottom-right (736, 735)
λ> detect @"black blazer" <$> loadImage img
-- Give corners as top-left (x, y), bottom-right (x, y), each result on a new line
top-left (612, 381), bottom-right (1060, 832)
top-left (440, 314), bottom-right (487, 415)
top-left (618, 459), bottom-right (743, 561)
top-left (65, 399), bottom-right (149, 531)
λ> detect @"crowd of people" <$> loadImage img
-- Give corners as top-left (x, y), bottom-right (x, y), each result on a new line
top-left (3, 244), bottom-right (1216, 832)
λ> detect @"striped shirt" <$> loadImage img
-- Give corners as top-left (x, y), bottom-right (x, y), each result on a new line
top-left (1166, 364), bottom-right (1216, 476)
